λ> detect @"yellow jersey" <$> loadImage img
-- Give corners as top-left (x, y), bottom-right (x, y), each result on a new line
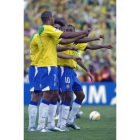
top-left (29, 33), bottom-right (39, 66)
top-left (57, 43), bottom-right (88, 68)
top-left (35, 25), bottom-right (63, 67)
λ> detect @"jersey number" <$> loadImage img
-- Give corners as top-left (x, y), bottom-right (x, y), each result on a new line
top-left (65, 77), bottom-right (70, 83)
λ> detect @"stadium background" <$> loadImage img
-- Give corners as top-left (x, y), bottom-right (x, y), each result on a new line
top-left (24, 0), bottom-right (116, 83)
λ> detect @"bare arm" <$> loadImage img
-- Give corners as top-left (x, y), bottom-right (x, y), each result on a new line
top-left (75, 35), bottom-right (104, 43)
top-left (57, 52), bottom-right (82, 61)
top-left (57, 46), bottom-right (78, 52)
top-left (60, 28), bottom-right (91, 39)
top-left (76, 60), bottom-right (93, 81)
top-left (59, 34), bottom-right (86, 45)
top-left (75, 37), bottom-right (100, 43)
top-left (85, 44), bottom-right (113, 51)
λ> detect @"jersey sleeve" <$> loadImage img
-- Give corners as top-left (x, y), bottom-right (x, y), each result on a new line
top-left (30, 33), bottom-right (37, 43)
top-left (54, 38), bottom-right (62, 45)
top-left (76, 43), bottom-right (88, 51)
top-left (45, 26), bottom-right (63, 39)
top-left (33, 34), bottom-right (38, 44)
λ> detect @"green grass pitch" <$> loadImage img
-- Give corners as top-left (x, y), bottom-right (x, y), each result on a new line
top-left (24, 106), bottom-right (116, 140)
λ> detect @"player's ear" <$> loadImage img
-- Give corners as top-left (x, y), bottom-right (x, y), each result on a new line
top-left (48, 16), bottom-right (51, 21)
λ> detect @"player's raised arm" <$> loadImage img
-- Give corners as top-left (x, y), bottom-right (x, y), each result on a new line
top-left (85, 44), bottom-right (113, 51)
top-left (75, 35), bottom-right (104, 43)
top-left (76, 60), bottom-right (93, 82)
top-left (57, 52), bottom-right (82, 61)
top-left (57, 46), bottom-right (78, 52)
top-left (59, 34), bottom-right (86, 45)
top-left (60, 28), bottom-right (91, 39)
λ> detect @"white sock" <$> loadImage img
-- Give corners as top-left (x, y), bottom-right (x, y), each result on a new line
top-left (37, 101), bottom-right (49, 129)
top-left (57, 104), bottom-right (62, 127)
top-left (28, 104), bottom-right (37, 128)
top-left (60, 104), bottom-right (70, 127)
top-left (47, 103), bottom-right (57, 128)
top-left (67, 101), bottom-right (81, 124)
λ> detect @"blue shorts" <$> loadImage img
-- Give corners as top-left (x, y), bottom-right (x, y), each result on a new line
top-left (37, 66), bottom-right (59, 91)
top-left (28, 66), bottom-right (41, 93)
top-left (58, 66), bottom-right (83, 92)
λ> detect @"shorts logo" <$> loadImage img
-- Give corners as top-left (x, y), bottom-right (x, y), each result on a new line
top-left (40, 84), bottom-right (42, 88)
top-left (66, 84), bottom-right (70, 89)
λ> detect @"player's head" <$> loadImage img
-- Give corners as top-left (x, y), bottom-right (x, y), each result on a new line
top-left (54, 20), bottom-right (65, 31)
top-left (65, 24), bottom-right (75, 32)
top-left (41, 11), bottom-right (54, 26)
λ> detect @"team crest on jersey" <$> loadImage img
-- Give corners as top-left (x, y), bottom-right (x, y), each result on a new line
top-left (66, 84), bottom-right (70, 89)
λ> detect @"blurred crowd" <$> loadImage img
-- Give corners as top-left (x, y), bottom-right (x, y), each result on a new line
top-left (24, 0), bottom-right (116, 83)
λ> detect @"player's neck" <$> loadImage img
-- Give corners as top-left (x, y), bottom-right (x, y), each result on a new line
top-left (43, 21), bottom-right (52, 26)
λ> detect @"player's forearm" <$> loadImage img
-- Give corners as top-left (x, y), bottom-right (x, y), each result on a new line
top-left (86, 44), bottom-right (104, 50)
top-left (57, 52), bottom-right (73, 59)
top-left (60, 34), bottom-right (86, 45)
top-left (57, 46), bottom-right (71, 52)
top-left (77, 60), bottom-right (89, 72)
top-left (60, 31), bottom-right (86, 39)
top-left (75, 37), bottom-right (99, 43)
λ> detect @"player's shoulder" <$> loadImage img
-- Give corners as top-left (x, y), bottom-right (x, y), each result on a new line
top-left (38, 25), bottom-right (53, 35)
top-left (38, 25), bottom-right (60, 33)
top-left (38, 25), bottom-right (53, 34)
top-left (30, 33), bottom-right (37, 42)
top-left (43, 25), bottom-right (55, 30)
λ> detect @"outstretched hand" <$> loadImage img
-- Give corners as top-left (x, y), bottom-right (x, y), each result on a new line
top-left (85, 28), bottom-right (91, 33)
top-left (84, 28), bottom-right (91, 37)
top-left (87, 71), bottom-right (94, 82)
top-left (95, 35), bottom-right (104, 40)
top-left (70, 46), bottom-right (79, 51)
top-left (105, 44), bottom-right (113, 49)
top-left (99, 35), bottom-right (104, 39)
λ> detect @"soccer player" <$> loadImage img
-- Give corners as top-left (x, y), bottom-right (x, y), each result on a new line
top-left (28, 33), bottom-right (42, 131)
top-left (35, 11), bottom-right (91, 132)
top-left (57, 24), bottom-right (113, 130)
top-left (54, 19), bottom-right (65, 31)
top-left (28, 32), bottom-right (83, 132)
top-left (54, 20), bottom-right (93, 125)
top-left (28, 34), bottom-right (83, 132)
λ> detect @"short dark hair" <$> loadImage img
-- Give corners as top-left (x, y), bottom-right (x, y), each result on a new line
top-left (41, 11), bottom-right (52, 23)
top-left (66, 24), bottom-right (75, 31)
top-left (54, 20), bottom-right (65, 26)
